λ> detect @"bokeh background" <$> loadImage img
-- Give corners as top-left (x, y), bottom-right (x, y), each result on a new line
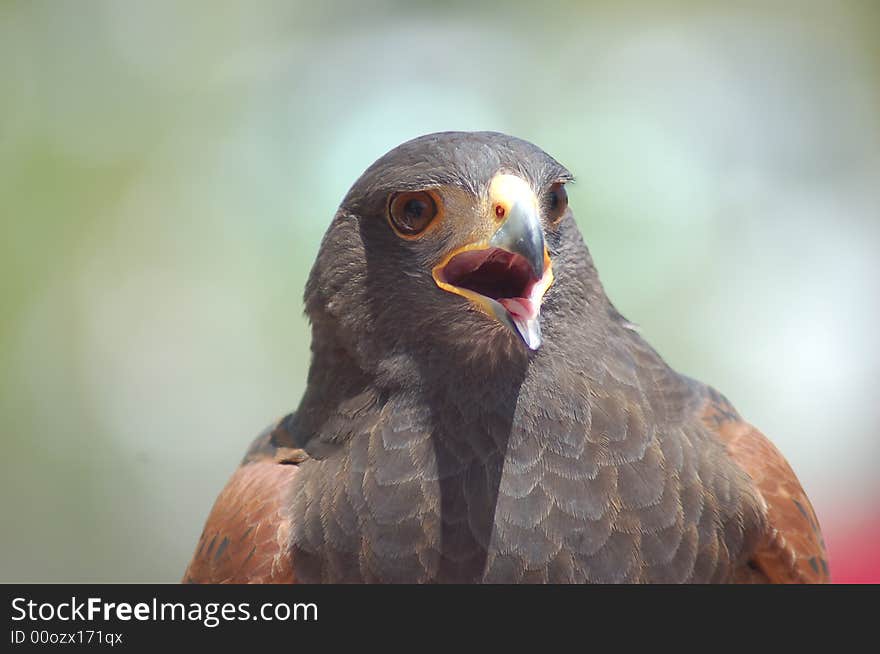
top-left (2, 0), bottom-right (878, 583)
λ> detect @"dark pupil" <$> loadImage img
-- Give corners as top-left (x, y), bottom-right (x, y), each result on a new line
top-left (549, 191), bottom-right (559, 211)
top-left (404, 199), bottom-right (427, 224)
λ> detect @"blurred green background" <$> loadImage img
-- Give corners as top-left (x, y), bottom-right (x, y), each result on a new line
top-left (2, 0), bottom-right (879, 582)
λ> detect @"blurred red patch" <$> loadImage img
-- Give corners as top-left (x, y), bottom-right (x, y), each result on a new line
top-left (825, 511), bottom-right (880, 583)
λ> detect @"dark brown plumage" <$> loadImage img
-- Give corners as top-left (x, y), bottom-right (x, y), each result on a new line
top-left (184, 131), bottom-right (828, 584)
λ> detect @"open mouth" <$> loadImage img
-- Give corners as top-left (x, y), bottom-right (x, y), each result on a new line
top-left (433, 247), bottom-right (554, 349)
top-left (439, 248), bottom-right (540, 321)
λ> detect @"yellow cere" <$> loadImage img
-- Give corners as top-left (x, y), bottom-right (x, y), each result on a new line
top-left (488, 173), bottom-right (539, 217)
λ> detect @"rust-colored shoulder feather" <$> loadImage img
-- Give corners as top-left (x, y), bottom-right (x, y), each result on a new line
top-left (183, 420), bottom-right (306, 584)
top-left (700, 389), bottom-right (830, 583)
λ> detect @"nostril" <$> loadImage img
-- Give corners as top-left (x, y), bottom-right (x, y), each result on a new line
top-left (495, 205), bottom-right (506, 220)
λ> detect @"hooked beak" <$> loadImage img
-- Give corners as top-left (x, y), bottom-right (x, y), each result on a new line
top-left (432, 174), bottom-right (554, 350)
top-left (489, 192), bottom-right (546, 282)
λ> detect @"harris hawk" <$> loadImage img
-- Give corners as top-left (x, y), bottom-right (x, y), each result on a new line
top-left (184, 131), bottom-right (828, 584)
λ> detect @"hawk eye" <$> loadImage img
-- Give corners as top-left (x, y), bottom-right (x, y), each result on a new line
top-left (388, 191), bottom-right (439, 237)
top-left (546, 183), bottom-right (569, 224)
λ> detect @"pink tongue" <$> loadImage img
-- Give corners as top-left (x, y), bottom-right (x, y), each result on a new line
top-left (499, 297), bottom-right (537, 321)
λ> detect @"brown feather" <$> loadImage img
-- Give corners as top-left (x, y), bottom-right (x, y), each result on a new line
top-left (701, 389), bottom-right (830, 583)
top-left (183, 422), bottom-right (304, 584)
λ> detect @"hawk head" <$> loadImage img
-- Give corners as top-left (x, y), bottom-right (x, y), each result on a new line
top-left (305, 131), bottom-right (602, 380)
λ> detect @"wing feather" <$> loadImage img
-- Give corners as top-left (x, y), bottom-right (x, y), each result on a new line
top-left (183, 419), bottom-right (305, 584)
top-left (701, 389), bottom-right (830, 583)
